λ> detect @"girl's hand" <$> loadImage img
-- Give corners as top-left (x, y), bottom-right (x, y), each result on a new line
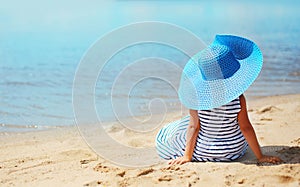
top-left (258, 155), bottom-right (282, 164)
top-left (168, 156), bottom-right (191, 165)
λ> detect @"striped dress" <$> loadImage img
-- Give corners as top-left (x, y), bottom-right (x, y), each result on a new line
top-left (155, 97), bottom-right (248, 162)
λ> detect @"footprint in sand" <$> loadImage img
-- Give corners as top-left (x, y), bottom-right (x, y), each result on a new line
top-left (257, 106), bottom-right (281, 114)
top-left (259, 117), bottom-right (272, 121)
top-left (93, 163), bottom-right (112, 173)
top-left (116, 171), bottom-right (126, 177)
top-left (161, 165), bottom-right (181, 171)
top-left (158, 175), bottom-right (172, 182)
top-left (83, 180), bottom-right (102, 186)
top-left (291, 138), bottom-right (300, 145)
top-left (80, 159), bottom-right (91, 164)
top-left (225, 175), bottom-right (246, 186)
top-left (224, 174), bottom-right (234, 186)
top-left (278, 175), bottom-right (294, 183)
top-left (136, 168), bottom-right (154, 177)
top-left (248, 108), bottom-right (254, 112)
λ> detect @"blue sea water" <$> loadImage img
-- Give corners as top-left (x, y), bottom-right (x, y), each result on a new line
top-left (0, 0), bottom-right (300, 131)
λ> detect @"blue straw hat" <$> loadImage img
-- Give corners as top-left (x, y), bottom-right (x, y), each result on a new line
top-left (178, 35), bottom-right (263, 110)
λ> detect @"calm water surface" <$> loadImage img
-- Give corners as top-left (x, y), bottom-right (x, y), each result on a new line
top-left (0, 1), bottom-right (299, 131)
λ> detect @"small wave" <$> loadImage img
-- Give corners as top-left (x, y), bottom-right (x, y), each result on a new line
top-left (40, 113), bottom-right (73, 119)
top-left (1, 123), bottom-right (38, 129)
top-left (0, 81), bottom-right (38, 86)
top-left (0, 80), bottom-right (63, 87)
top-left (29, 104), bottom-right (45, 110)
top-left (0, 123), bottom-right (58, 132)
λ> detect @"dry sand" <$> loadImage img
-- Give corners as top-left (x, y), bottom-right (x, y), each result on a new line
top-left (0, 94), bottom-right (299, 187)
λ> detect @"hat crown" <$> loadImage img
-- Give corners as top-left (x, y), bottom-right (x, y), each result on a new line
top-left (197, 44), bottom-right (240, 81)
top-left (178, 34), bottom-right (263, 110)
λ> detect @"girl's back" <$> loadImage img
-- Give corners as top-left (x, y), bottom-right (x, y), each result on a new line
top-left (195, 97), bottom-right (247, 161)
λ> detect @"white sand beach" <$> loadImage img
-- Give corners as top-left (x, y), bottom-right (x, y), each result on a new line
top-left (0, 94), bottom-right (299, 187)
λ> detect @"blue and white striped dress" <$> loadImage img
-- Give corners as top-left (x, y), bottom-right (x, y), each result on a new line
top-left (155, 97), bottom-right (248, 162)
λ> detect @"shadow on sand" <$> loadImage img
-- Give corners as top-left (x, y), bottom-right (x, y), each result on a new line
top-left (236, 145), bottom-right (300, 165)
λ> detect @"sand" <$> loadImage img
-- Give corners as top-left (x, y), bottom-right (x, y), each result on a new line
top-left (0, 94), bottom-right (299, 187)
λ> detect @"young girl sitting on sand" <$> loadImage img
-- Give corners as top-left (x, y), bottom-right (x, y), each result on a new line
top-left (155, 35), bottom-right (282, 165)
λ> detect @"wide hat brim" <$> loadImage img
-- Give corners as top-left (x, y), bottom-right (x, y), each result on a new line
top-left (178, 35), bottom-right (263, 110)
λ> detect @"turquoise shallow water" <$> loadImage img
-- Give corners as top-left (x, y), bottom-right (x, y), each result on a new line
top-left (0, 1), bottom-right (300, 131)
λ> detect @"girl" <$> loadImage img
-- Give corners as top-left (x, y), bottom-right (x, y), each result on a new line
top-left (155, 35), bottom-right (282, 165)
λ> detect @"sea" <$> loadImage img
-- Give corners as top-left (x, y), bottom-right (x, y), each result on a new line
top-left (1, 0), bottom-right (300, 132)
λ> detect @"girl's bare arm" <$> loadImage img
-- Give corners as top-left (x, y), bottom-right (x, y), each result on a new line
top-left (169, 109), bottom-right (200, 165)
top-left (238, 95), bottom-right (282, 163)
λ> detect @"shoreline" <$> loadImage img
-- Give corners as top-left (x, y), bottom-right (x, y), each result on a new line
top-left (0, 93), bottom-right (298, 134)
top-left (0, 94), bottom-right (299, 186)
